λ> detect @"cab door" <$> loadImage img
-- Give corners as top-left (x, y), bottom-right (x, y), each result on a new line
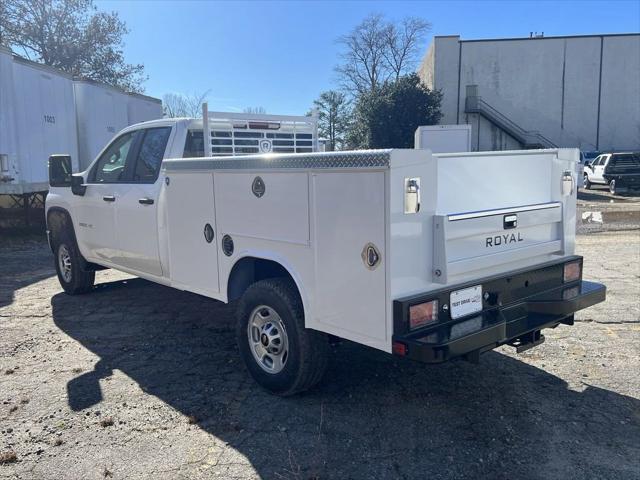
top-left (593, 155), bottom-right (608, 184)
top-left (74, 131), bottom-right (137, 263)
top-left (112, 126), bottom-right (172, 277)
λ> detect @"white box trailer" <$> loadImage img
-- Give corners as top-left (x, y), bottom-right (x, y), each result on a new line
top-left (0, 47), bottom-right (79, 195)
top-left (415, 124), bottom-right (472, 153)
top-left (0, 47), bottom-right (18, 187)
top-left (74, 81), bottom-right (162, 170)
top-left (127, 92), bottom-right (163, 126)
top-left (0, 48), bottom-right (162, 198)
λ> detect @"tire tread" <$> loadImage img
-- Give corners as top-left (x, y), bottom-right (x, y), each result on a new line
top-left (237, 278), bottom-right (328, 396)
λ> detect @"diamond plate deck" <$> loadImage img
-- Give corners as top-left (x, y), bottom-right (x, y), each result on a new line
top-left (162, 150), bottom-right (392, 172)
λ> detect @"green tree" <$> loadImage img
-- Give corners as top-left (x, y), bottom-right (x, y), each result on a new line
top-left (312, 90), bottom-right (351, 151)
top-left (347, 73), bottom-right (441, 149)
top-left (1, 0), bottom-right (146, 93)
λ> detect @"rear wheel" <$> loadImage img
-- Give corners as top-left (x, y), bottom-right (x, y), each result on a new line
top-left (609, 179), bottom-right (617, 195)
top-left (584, 173), bottom-right (592, 190)
top-left (53, 232), bottom-right (95, 295)
top-left (236, 278), bottom-right (329, 396)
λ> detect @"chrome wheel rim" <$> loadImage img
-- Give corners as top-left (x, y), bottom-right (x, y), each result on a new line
top-left (247, 305), bottom-right (289, 374)
top-left (58, 244), bottom-right (72, 283)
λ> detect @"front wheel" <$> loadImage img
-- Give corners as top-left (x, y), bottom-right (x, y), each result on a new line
top-left (236, 278), bottom-right (329, 396)
top-left (54, 234), bottom-right (95, 295)
top-left (584, 174), bottom-right (592, 190)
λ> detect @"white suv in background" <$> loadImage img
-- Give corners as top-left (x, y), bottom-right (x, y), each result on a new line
top-left (583, 152), bottom-right (640, 194)
top-left (583, 154), bottom-right (610, 190)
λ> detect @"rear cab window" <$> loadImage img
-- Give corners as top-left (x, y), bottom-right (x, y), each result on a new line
top-left (184, 130), bottom-right (205, 158)
top-left (133, 127), bottom-right (172, 183)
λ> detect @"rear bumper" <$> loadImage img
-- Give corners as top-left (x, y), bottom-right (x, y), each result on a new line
top-left (392, 261), bottom-right (606, 364)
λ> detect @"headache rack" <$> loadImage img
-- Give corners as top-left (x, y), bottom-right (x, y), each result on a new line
top-left (202, 103), bottom-right (319, 157)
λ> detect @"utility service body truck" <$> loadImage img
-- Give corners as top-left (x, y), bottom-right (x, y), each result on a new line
top-left (46, 118), bottom-right (606, 395)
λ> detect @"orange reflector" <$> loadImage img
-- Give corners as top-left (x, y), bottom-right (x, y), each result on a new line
top-left (563, 261), bottom-right (581, 283)
top-left (409, 300), bottom-right (438, 329)
top-left (392, 341), bottom-right (408, 356)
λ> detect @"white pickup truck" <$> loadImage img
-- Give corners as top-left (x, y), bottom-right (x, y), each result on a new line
top-left (46, 120), bottom-right (606, 395)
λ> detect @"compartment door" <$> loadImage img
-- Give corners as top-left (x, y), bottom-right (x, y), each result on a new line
top-left (312, 171), bottom-right (387, 350)
top-left (166, 172), bottom-right (219, 296)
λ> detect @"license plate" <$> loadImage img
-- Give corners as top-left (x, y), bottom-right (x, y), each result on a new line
top-left (450, 285), bottom-right (483, 320)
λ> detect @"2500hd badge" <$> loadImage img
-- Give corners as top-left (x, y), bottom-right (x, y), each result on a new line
top-left (486, 232), bottom-right (524, 247)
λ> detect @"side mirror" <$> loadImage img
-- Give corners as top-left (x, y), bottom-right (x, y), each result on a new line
top-left (49, 155), bottom-right (72, 187)
top-left (71, 174), bottom-right (86, 196)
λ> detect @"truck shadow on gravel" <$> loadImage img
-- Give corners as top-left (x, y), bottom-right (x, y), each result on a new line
top-left (51, 277), bottom-right (640, 480)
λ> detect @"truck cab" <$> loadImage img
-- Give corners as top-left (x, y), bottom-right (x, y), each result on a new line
top-left (47, 111), bottom-right (319, 278)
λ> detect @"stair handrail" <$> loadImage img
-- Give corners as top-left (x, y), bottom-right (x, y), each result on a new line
top-left (465, 94), bottom-right (558, 148)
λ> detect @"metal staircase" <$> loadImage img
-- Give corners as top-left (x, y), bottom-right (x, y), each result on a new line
top-left (465, 88), bottom-right (557, 149)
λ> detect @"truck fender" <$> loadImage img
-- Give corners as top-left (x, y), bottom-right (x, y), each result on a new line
top-left (46, 206), bottom-right (77, 252)
top-left (227, 252), bottom-right (310, 323)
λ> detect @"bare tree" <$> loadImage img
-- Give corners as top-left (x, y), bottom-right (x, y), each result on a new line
top-left (1, 0), bottom-right (146, 93)
top-left (336, 13), bottom-right (431, 94)
top-left (311, 91), bottom-right (351, 151)
top-left (336, 14), bottom-right (389, 95)
top-left (383, 17), bottom-right (431, 81)
top-left (243, 106), bottom-right (267, 114)
top-left (162, 90), bottom-right (210, 118)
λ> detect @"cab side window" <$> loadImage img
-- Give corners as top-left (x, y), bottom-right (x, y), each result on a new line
top-left (91, 132), bottom-right (136, 183)
top-left (183, 130), bottom-right (205, 158)
top-left (133, 127), bottom-right (172, 183)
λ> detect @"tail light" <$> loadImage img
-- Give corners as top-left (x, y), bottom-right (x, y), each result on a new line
top-left (392, 341), bottom-right (408, 356)
top-left (563, 261), bottom-right (581, 283)
top-left (409, 300), bottom-right (438, 329)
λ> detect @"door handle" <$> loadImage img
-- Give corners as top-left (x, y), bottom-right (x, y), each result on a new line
top-left (138, 198), bottom-right (154, 205)
top-left (103, 195), bottom-right (116, 202)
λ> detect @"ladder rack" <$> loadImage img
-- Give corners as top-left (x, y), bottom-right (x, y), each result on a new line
top-left (202, 103), bottom-right (319, 157)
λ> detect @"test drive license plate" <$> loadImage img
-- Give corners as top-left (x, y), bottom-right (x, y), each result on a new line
top-left (450, 285), bottom-right (483, 319)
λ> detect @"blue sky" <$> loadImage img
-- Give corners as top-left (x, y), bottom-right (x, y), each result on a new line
top-left (98, 0), bottom-right (640, 115)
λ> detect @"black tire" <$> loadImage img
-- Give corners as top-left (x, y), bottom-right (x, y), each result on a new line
top-left (584, 174), bottom-right (592, 190)
top-left (53, 230), bottom-right (95, 295)
top-left (609, 179), bottom-right (617, 195)
top-left (236, 278), bottom-right (329, 396)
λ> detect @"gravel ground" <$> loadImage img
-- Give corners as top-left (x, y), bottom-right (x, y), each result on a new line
top-left (577, 189), bottom-right (640, 234)
top-left (1, 216), bottom-right (639, 479)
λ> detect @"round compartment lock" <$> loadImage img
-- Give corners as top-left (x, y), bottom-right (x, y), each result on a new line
top-left (252, 176), bottom-right (266, 198)
top-left (361, 243), bottom-right (381, 270)
top-left (222, 234), bottom-right (234, 256)
top-left (203, 223), bottom-right (214, 243)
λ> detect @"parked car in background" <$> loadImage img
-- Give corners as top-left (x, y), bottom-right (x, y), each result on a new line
top-left (583, 152), bottom-right (640, 194)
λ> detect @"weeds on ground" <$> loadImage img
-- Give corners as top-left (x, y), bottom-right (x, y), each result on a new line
top-left (0, 450), bottom-right (17, 464)
top-left (99, 417), bottom-right (114, 427)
